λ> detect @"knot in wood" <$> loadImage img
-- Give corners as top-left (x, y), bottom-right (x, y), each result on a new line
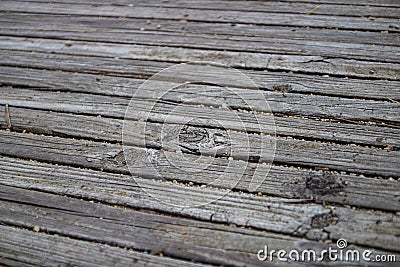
top-left (306, 173), bottom-right (343, 196)
top-left (178, 125), bottom-right (209, 145)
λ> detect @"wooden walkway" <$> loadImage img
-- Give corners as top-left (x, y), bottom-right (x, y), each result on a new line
top-left (0, 0), bottom-right (399, 266)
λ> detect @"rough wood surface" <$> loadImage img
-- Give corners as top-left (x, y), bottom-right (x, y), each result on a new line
top-left (0, 130), bottom-right (399, 212)
top-left (0, 225), bottom-right (209, 267)
top-left (12, 0), bottom-right (400, 18)
top-left (2, 13), bottom-right (397, 47)
top-left (1, 36), bottom-right (399, 79)
top-left (1, 155), bottom-right (399, 248)
top-left (1, 1), bottom-right (399, 32)
top-left (1, 1), bottom-right (399, 265)
top-left (2, 60), bottom-right (400, 101)
top-left (3, 105), bottom-right (398, 150)
top-left (0, 185), bottom-right (399, 264)
top-left (1, 14), bottom-right (399, 63)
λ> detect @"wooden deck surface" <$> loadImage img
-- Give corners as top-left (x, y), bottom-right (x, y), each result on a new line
top-left (0, 0), bottom-right (399, 266)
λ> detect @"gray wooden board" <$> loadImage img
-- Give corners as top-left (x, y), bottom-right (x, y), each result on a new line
top-left (0, 14), bottom-right (399, 63)
top-left (1, 155), bottom-right (400, 250)
top-left (2, 104), bottom-right (398, 150)
top-left (2, 13), bottom-right (398, 47)
top-left (1, 81), bottom-right (399, 125)
top-left (0, 1), bottom-right (399, 264)
top-left (1, 36), bottom-right (399, 80)
top-left (0, 185), bottom-right (399, 264)
top-left (0, 130), bottom-right (399, 212)
top-left (11, 0), bottom-right (400, 18)
top-left (0, 225), bottom-right (210, 267)
top-left (0, 89), bottom-right (398, 176)
top-left (0, 1), bottom-right (399, 32)
top-left (1, 60), bottom-right (400, 101)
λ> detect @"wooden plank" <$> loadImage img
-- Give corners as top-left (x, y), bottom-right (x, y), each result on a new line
top-left (0, 86), bottom-right (398, 130)
top-left (1, 61), bottom-right (400, 102)
top-left (1, 14), bottom-right (399, 63)
top-left (0, 185), bottom-right (399, 257)
top-left (12, 0), bottom-right (400, 18)
top-left (0, 0), bottom-right (398, 31)
top-left (2, 13), bottom-right (397, 47)
top-left (3, 104), bottom-right (399, 150)
top-left (0, 90), bottom-right (399, 177)
top-left (1, 108), bottom-right (399, 212)
top-left (0, 225), bottom-right (209, 267)
top-left (0, 128), bottom-right (399, 205)
top-left (0, 153), bottom-right (398, 230)
top-left (1, 36), bottom-right (399, 80)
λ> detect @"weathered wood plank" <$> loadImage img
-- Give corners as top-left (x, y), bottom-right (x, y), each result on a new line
top-left (1, 89), bottom-right (399, 177)
top-left (0, 86), bottom-right (398, 132)
top-left (0, 129), bottom-right (399, 207)
top-left (13, 0), bottom-right (400, 18)
top-left (2, 13), bottom-right (397, 47)
top-left (3, 104), bottom-right (398, 152)
top-left (0, 0), bottom-right (398, 31)
top-left (0, 225), bottom-right (209, 267)
top-left (1, 14), bottom-right (399, 63)
top-left (1, 153), bottom-right (399, 238)
top-left (2, 60), bottom-right (400, 101)
top-left (1, 185), bottom-right (399, 258)
top-left (1, 36), bottom-right (399, 79)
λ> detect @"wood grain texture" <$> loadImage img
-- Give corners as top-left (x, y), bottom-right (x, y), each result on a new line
top-left (1, 1), bottom-right (399, 264)
top-left (11, 0), bottom-right (400, 18)
top-left (0, 0), bottom-right (399, 31)
top-left (0, 225), bottom-right (209, 267)
top-left (1, 36), bottom-right (399, 80)
top-left (2, 104), bottom-right (399, 149)
top-left (1, 83), bottom-right (399, 126)
top-left (0, 185), bottom-right (399, 260)
top-left (1, 13), bottom-right (399, 63)
top-left (2, 60), bottom-right (400, 101)
top-left (2, 13), bottom-right (397, 47)
top-left (0, 129), bottom-right (399, 212)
